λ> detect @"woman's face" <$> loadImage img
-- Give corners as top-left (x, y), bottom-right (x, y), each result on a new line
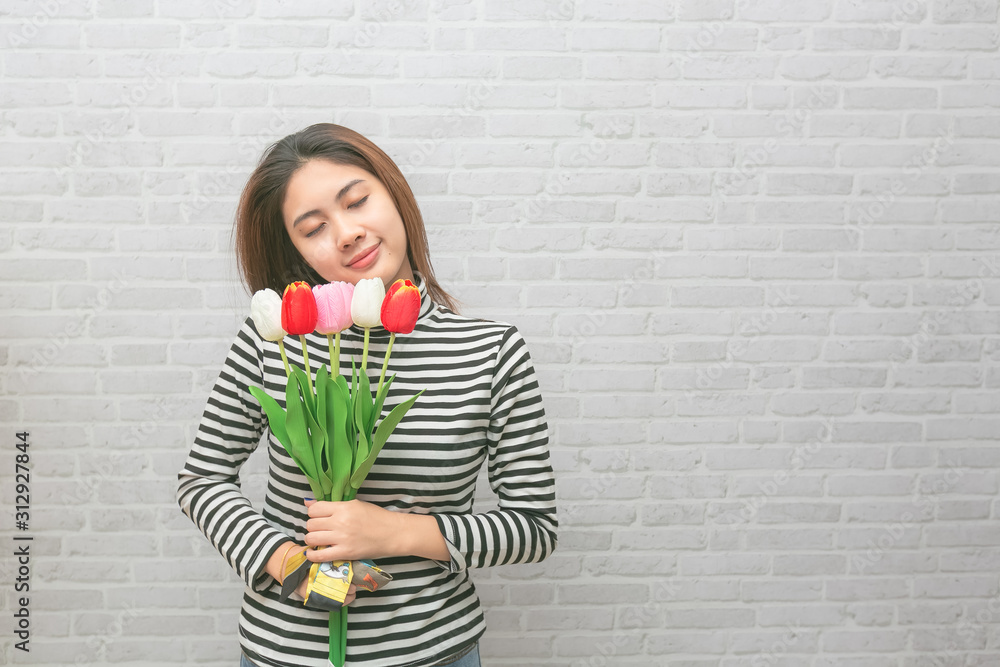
top-left (281, 159), bottom-right (414, 288)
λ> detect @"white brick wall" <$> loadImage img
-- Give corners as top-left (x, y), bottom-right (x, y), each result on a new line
top-left (1, 0), bottom-right (999, 664)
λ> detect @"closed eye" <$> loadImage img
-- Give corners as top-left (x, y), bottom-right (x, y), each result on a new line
top-left (304, 196), bottom-right (369, 238)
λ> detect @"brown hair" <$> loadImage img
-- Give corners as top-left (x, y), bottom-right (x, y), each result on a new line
top-left (232, 123), bottom-right (460, 313)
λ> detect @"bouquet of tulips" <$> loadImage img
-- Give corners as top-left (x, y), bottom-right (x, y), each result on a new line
top-left (247, 277), bottom-right (425, 667)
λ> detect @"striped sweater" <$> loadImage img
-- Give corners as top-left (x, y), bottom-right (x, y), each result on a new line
top-left (176, 271), bottom-right (559, 667)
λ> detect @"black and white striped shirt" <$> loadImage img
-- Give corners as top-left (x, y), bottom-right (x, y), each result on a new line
top-left (176, 271), bottom-right (559, 667)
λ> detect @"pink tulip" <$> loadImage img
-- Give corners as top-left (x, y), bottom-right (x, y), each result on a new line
top-left (313, 281), bottom-right (355, 335)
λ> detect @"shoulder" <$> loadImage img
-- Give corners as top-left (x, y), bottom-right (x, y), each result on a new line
top-left (228, 315), bottom-right (265, 365)
top-left (424, 307), bottom-right (524, 348)
top-left (238, 315), bottom-right (265, 347)
top-left (427, 308), bottom-right (538, 371)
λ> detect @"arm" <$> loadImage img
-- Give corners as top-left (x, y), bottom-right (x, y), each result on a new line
top-left (176, 316), bottom-right (291, 592)
top-left (429, 325), bottom-right (559, 573)
top-left (302, 499), bottom-right (452, 562)
top-left (264, 540), bottom-right (300, 581)
top-left (400, 514), bottom-right (451, 561)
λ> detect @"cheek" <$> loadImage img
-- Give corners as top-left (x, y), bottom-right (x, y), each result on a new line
top-left (297, 241), bottom-right (339, 278)
top-left (310, 243), bottom-right (341, 268)
top-left (386, 214), bottom-right (408, 252)
top-left (371, 207), bottom-right (406, 249)
top-left (292, 239), bottom-right (316, 263)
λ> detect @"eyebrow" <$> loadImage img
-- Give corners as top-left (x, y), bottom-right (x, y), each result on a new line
top-left (291, 178), bottom-right (365, 228)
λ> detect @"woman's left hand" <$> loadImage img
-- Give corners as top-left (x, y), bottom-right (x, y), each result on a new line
top-left (303, 499), bottom-right (401, 562)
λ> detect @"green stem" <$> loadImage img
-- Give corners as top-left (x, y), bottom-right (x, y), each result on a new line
top-left (361, 327), bottom-right (370, 375)
top-left (277, 340), bottom-right (291, 378)
top-left (334, 331), bottom-right (341, 377)
top-left (332, 488), bottom-right (358, 664)
top-left (326, 333), bottom-right (334, 375)
top-left (299, 334), bottom-right (314, 397)
top-left (376, 333), bottom-right (395, 397)
top-left (329, 610), bottom-right (342, 666)
top-left (340, 607), bottom-right (348, 665)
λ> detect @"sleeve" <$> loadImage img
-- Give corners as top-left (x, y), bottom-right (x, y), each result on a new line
top-left (176, 315), bottom-right (291, 593)
top-left (430, 324), bottom-right (559, 572)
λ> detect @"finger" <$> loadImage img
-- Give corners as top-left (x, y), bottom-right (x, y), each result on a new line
top-left (305, 516), bottom-right (339, 533)
top-left (348, 584), bottom-right (357, 594)
top-left (303, 531), bottom-right (339, 549)
top-left (306, 500), bottom-right (334, 517)
top-left (304, 545), bottom-right (345, 562)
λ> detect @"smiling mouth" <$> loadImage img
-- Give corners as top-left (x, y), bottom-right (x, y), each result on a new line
top-left (348, 242), bottom-right (380, 267)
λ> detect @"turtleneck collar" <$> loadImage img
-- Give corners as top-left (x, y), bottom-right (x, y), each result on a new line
top-left (344, 270), bottom-right (436, 339)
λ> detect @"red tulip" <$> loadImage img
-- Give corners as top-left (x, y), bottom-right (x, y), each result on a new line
top-left (380, 279), bottom-right (420, 334)
top-left (282, 281), bottom-right (318, 335)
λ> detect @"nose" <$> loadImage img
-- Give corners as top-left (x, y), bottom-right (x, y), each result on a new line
top-left (333, 216), bottom-right (365, 250)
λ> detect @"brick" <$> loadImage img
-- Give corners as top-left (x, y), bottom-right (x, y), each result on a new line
top-left (569, 26), bottom-right (661, 51)
top-left (740, 0), bottom-right (833, 20)
top-left (822, 629), bottom-right (907, 652)
top-left (647, 631), bottom-right (728, 654)
top-left (815, 28), bottom-right (902, 50)
top-left (910, 26), bottom-right (1000, 49)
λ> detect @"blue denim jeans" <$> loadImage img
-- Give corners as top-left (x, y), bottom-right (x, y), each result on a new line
top-left (240, 642), bottom-right (480, 667)
top-left (437, 642), bottom-right (480, 667)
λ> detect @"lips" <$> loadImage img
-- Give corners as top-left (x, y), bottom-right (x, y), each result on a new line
top-left (347, 242), bottom-right (380, 268)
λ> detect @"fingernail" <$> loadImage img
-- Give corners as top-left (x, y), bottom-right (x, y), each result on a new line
top-left (304, 496), bottom-right (314, 503)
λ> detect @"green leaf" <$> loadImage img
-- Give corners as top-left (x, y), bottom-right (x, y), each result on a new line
top-left (290, 365), bottom-right (317, 425)
top-left (315, 366), bottom-right (332, 499)
top-left (350, 389), bottom-right (425, 489)
top-left (317, 466), bottom-right (333, 503)
top-left (285, 374), bottom-right (324, 500)
top-left (336, 373), bottom-right (350, 400)
top-left (358, 368), bottom-right (373, 435)
top-left (338, 371), bottom-right (356, 481)
top-left (249, 386), bottom-right (290, 452)
top-left (350, 360), bottom-right (357, 398)
top-left (352, 364), bottom-right (377, 470)
top-left (354, 389), bottom-right (370, 468)
top-left (336, 374), bottom-right (353, 441)
top-left (316, 365), bottom-right (329, 435)
top-left (283, 375), bottom-right (313, 475)
top-left (326, 374), bottom-right (352, 502)
top-left (350, 361), bottom-right (359, 467)
top-left (301, 376), bottom-right (330, 501)
top-left (371, 374), bottom-right (395, 430)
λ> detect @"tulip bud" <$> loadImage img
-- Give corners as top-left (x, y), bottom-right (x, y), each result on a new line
top-left (250, 289), bottom-right (286, 342)
top-left (380, 279), bottom-right (421, 334)
top-left (313, 281), bottom-right (355, 334)
top-left (351, 277), bottom-right (385, 329)
top-left (281, 281), bottom-right (318, 335)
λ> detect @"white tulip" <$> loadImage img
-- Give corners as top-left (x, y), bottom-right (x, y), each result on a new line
top-left (250, 289), bottom-right (286, 341)
top-left (351, 277), bottom-right (385, 329)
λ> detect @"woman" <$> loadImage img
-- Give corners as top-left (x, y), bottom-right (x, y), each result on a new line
top-left (176, 123), bottom-right (558, 667)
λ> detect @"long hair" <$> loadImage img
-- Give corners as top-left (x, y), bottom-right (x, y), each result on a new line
top-left (233, 123), bottom-right (460, 313)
